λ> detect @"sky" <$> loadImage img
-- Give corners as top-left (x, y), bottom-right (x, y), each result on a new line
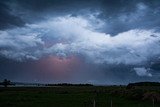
top-left (0, 0), bottom-right (160, 85)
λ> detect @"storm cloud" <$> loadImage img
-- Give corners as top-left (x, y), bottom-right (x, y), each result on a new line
top-left (0, 0), bottom-right (160, 84)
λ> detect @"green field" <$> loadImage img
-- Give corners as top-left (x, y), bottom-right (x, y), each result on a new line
top-left (0, 86), bottom-right (160, 107)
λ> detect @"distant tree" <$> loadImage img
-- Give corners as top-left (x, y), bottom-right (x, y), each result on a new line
top-left (126, 82), bottom-right (160, 89)
top-left (2, 79), bottom-right (11, 87)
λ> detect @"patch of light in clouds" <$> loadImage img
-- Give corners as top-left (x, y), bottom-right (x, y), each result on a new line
top-left (134, 67), bottom-right (152, 77)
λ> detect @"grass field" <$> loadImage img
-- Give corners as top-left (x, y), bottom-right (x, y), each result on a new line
top-left (0, 86), bottom-right (160, 107)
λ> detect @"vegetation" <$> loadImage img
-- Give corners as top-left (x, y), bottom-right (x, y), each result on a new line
top-left (127, 82), bottom-right (160, 89)
top-left (0, 83), bottom-right (160, 107)
top-left (0, 79), bottom-right (15, 87)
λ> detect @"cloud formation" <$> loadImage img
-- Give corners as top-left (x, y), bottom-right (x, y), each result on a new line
top-left (1, 0), bottom-right (160, 83)
top-left (134, 67), bottom-right (152, 77)
top-left (0, 15), bottom-right (160, 65)
top-left (2, 0), bottom-right (160, 35)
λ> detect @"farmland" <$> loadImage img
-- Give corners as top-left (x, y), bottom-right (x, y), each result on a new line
top-left (0, 85), bottom-right (160, 107)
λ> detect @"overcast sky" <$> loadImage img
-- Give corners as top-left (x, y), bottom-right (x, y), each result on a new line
top-left (0, 0), bottom-right (160, 85)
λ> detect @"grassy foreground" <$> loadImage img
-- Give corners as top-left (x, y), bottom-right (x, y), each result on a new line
top-left (0, 86), bottom-right (160, 107)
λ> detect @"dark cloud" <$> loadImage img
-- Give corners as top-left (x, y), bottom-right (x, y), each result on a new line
top-left (2, 0), bottom-right (159, 35)
top-left (0, 0), bottom-right (25, 29)
top-left (0, 0), bottom-right (160, 84)
top-left (98, 0), bottom-right (160, 35)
